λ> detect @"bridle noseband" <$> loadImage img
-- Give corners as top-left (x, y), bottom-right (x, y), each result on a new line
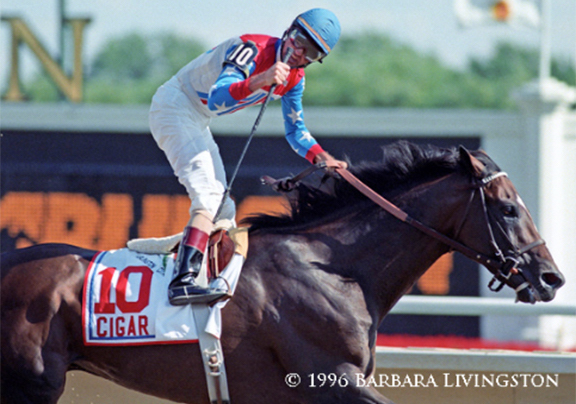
top-left (262, 164), bottom-right (545, 298)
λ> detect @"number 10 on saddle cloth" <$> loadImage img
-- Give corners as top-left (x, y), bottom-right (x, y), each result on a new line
top-left (82, 230), bottom-right (246, 346)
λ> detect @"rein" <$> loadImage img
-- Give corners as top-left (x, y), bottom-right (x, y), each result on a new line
top-left (336, 169), bottom-right (501, 269)
top-left (261, 163), bottom-right (544, 296)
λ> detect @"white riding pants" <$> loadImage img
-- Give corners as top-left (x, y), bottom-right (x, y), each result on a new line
top-left (149, 77), bottom-right (235, 222)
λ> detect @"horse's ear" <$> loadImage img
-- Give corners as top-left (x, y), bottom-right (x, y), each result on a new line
top-left (458, 146), bottom-right (485, 178)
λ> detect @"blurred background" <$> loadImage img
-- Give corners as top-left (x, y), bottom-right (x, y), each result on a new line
top-left (1, 0), bottom-right (574, 105)
top-left (1, 0), bottom-right (575, 364)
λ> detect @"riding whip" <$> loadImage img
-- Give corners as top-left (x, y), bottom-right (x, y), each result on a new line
top-left (213, 46), bottom-right (294, 222)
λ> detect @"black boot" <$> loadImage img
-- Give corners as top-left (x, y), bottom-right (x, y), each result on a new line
top-left (168, 243), bottom-right (227, 306)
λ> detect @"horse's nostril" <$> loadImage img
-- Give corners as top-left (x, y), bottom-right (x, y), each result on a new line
top-left (541, 272), bottom-right (564, 288)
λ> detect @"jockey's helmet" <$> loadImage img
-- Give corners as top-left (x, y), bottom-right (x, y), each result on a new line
top-left (285, 8), bottom-right (341, 63)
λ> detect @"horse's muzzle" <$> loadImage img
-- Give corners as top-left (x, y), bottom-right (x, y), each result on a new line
top-left (514, 261), bottom-right (565, 303)
top-left (537, 269), bottom-right (565, 302)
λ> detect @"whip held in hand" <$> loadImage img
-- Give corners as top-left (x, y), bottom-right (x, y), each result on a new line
top-left (214, 47), bottom-right (294, 223)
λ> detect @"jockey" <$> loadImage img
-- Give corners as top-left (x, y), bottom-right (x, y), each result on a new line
top-left (149, 8), bottom-right (348, 305)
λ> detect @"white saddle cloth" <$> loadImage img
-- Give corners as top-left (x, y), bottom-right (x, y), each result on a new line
top-left (82, 248), bottom-right (242, 346)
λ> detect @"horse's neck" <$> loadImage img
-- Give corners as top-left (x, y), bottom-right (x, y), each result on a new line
top-left (331, 176), bottom-right (460, 321)
top-left (372, 229), bottom-right (448, 319)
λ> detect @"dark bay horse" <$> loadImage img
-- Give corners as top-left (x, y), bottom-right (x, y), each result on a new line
top-left (1, 142), bottom-right (565, 404)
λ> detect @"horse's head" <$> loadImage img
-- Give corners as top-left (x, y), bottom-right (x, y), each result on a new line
top-left (458, 147), bottom-right (565, 303)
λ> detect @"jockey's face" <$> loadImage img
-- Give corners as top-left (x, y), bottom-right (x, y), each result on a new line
top-left (282, 27), bottom-right (326, 68)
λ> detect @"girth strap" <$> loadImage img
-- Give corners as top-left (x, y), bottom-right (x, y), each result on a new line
top-left (192, 305), bottom-right (231, 404)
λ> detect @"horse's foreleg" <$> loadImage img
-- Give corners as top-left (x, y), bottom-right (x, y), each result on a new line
top-left (1, 259), bottom-right (81, 404)
top-left (1, 317), bottom-right (70, 404)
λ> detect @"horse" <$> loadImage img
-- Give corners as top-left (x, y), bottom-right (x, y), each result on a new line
top-left (1, 141), bottom-right (565, 404)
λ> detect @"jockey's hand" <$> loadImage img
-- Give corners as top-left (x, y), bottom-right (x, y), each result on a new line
top-left (249, 62), bottom-right (290, 91)
top-left (313, 151), bottom-right (348, 172)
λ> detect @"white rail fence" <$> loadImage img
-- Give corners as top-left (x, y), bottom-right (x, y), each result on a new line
top-left (390, 295), bottom-right (576, 317)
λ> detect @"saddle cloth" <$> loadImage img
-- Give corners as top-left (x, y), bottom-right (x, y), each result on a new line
top-left (82, 247), bottom-right (243, 346)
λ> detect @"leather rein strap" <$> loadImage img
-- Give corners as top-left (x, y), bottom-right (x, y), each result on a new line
top-left (334, 167), bottom-right (503, 273)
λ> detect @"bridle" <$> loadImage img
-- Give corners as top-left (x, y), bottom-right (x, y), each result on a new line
top-left (261, 163), bottom-right (545, 298)
top-left (451, 171), bottom-right (544, 295)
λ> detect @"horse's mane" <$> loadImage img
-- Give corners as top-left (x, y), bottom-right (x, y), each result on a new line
top-left (244, 141), bottom-right (469, 232)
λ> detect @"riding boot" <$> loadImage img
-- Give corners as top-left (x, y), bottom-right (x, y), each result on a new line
top-left (168, 226), bottom-right (227, 305)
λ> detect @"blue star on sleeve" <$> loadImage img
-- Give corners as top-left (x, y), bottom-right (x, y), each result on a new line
top-left (287, 108), bottom-right (303, 125)
top-left (281, 78), bottom-right (321, 161)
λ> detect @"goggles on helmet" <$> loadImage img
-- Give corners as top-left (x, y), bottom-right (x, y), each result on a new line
top-left (287, 27), bottom-right (327, 63)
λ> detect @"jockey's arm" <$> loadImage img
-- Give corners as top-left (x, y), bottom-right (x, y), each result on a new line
top-left (281, 81), bottom-right (347, 169)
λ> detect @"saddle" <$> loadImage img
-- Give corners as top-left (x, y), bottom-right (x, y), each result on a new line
top-left (207, 229), bottom-right (235, 280)
top-left (126, 222), bottom-right (248, 282)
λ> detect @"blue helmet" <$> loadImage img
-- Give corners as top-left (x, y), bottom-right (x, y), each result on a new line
top-left (292, 8), bottom-right (341, 55)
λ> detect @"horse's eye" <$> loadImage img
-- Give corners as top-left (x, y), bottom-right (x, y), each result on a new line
top-left (501, 204), bottom-right (518, 218)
